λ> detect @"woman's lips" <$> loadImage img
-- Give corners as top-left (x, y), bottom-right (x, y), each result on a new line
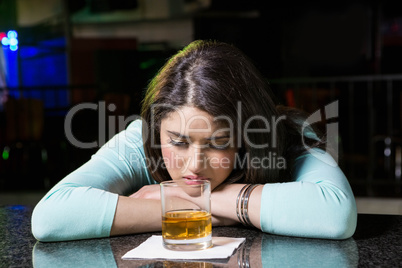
top-left (182, 176), bottom-right (210, 185)
top-left (183, 175), bottom-right (209, 180)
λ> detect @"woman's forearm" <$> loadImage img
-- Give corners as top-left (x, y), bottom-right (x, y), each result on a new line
top-left (211, 184), bottom-right (263, 229)
top-left (32, 186), bottom-right (119, 242)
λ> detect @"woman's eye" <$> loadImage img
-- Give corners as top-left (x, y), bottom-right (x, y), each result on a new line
top-left (208, 143), bottom-right (229, 150)
top-left (168, 138), bottom-right (230, 150)
top-left (169, 139), bottom-right (188, 147)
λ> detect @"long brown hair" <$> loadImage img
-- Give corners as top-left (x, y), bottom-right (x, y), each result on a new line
top-left (141, 40), bottom-right (325, 184)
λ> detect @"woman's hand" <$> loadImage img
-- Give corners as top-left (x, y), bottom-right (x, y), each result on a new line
top-left (129, 184), bottom-right (161, 200)
top-left (129, 184), bottom-right (203, 211)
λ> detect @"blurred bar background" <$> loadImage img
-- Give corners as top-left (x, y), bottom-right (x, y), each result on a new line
top-left (0, 1), bottom-right (401, 209)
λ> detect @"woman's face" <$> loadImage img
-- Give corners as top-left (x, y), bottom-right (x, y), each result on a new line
top-left (160, 106), bottom-right (237, 190)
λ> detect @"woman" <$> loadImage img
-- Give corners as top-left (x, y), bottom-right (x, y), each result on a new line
top-left (32, 40), bottom-right (357, 242)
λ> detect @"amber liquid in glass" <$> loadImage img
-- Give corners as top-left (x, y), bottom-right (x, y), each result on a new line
top-left (162, 210), bottom-right (212, 241)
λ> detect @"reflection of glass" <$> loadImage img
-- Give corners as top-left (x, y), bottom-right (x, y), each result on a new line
top-left (163, 261), bottom-right (213, 267)
top-left (32, 239), bottom-right (117, 268)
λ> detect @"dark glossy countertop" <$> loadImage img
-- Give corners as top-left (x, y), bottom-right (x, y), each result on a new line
top-left (1, 205), bottom-right (401, 267)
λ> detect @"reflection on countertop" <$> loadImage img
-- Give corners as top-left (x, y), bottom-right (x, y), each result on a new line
top-left (1, 206), bottom-right (402, 267)
top-left (32, 232), bottom-right (358, 267)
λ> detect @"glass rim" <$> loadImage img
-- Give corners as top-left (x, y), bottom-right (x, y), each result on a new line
top-left (160, 179), bottom-right (210, 187)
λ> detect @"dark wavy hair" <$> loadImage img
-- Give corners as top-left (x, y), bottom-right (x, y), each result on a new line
top-left (141, 40), bottom-right (325, 184)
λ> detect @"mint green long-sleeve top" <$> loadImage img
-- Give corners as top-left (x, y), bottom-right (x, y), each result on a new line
top-left (31, 120), bottom-right (357, 242)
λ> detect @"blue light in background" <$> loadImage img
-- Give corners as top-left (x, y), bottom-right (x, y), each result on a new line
top-left (3, 44), bottom-right (19, 90)
top-left (7, 30), bottom-right (17, 39)
top-left (1, 37), bottom-right (9, 46)
top-left (20, 37), bottom-right (68, 110)
top-left (2, 33), bottom-right (69, 112)
top-left (1, 30), bottom-right (19, 51)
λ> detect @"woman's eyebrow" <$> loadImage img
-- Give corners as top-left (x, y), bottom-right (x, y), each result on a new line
top-left (166, 130), bottom-right (230, 140)
top-left (206, 135), bottom-right (231, 141)
top-left (166, 130), bottom-right (190, 139)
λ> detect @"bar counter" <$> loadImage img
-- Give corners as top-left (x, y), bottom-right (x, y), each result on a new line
top-left (1, 205), bottom-right (401, 267)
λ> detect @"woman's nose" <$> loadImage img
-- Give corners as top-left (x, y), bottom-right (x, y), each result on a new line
top-left (186, 145), bottom-right (206, 174)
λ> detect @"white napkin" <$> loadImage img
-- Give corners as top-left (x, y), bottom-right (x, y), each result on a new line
top-left (122, 235), bottom-right (245, 260)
